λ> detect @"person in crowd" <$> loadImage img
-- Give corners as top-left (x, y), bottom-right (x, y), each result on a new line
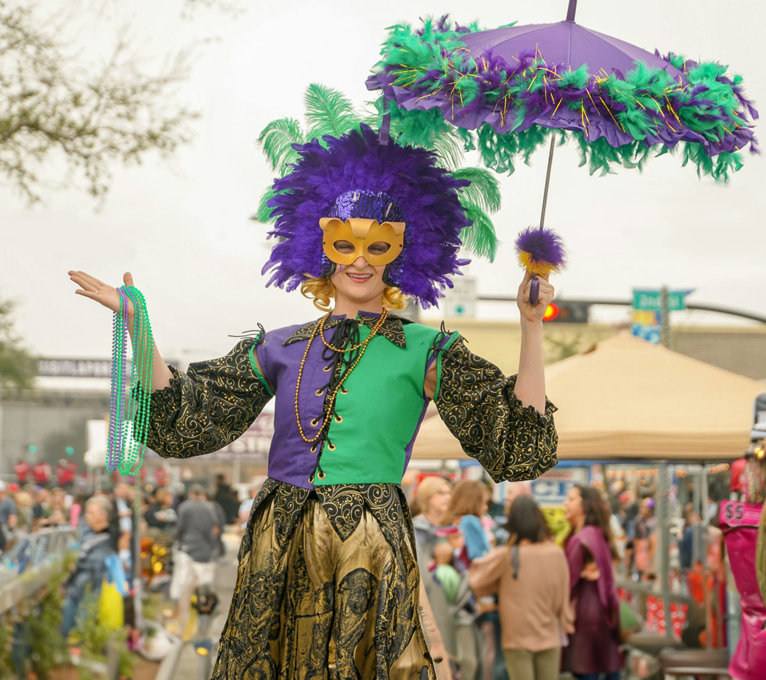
top-left (32, 487), bottom-right (49, 531)
top-left (633, 497), bottom-right (657, 579)
top-left (449, 480), bottom-right (492, 567)
top-left (171, 484), bottom-right (221, 638)
top-left (412, 476), bottom-right (457, 672)
top-left (15, 459), bottom-right (31, 486)
top-left (213, 474), bottom-right (239, 525)
top-left (0, 481), bottom-right (18, 552)
top-left (237, 485), bottom-right (260, 534)
top-left (39, 487), bottom-right (69, 527)
top-left (679, 503), bottom-right (701, 572)
top-left (32, 460), bottom-right (51, 487)
top-left (114, 483), bottom-right (134, 570)
top-left (470, 495), bottom-right (573, 680)
top-left (70, 491), bottom-right (89, 534)
top-left (447, 479), bottom-right (494, 680)
top-left (432, 541), bottom-right (462, 605)
top-left (413, 476), bottom-right (453, 571)
top-left (13, 490), bottom-right (35, 533)
top-left (480, 483), bottom-right (498, 548)
top-left (61, 496), bottom-right (122, 638)
top-left (562, 485), bottom-right (623, 680)
top-left (145, 487), bottom-right (177, 535)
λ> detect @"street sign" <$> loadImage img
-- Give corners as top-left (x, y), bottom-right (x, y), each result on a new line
top-left (632, 289), bottom-right (692, 311)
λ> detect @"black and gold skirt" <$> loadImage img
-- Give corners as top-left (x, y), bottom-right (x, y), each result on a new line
top-left (212, 478), bottom-right (435, 680)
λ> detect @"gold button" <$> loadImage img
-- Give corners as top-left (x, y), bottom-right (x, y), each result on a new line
top-left (327, 443), bottom-right (336, 451)
top-left (315, 388), bottom-right (324, 397)
top-left (311, 418), bottom-right (319, 427)
top-left (317, 470), bottom-right (326, 480)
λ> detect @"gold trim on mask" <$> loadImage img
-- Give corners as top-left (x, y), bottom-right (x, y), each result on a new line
top-left (319, 218), bottom-right (405, 267)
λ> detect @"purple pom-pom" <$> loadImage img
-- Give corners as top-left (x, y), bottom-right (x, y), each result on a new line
top-left (515, 226), bottom-right (566, 274)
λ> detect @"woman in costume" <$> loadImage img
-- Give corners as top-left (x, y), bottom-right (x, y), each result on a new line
top-left (68, 125), bottom-right (558, 680)
top-left (562, 485), bottom-right (623, 680)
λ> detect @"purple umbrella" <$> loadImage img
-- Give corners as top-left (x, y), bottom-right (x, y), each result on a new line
top-left (368, 0), bottom-right (759, 230)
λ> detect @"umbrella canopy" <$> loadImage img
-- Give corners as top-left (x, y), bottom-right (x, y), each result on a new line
top-left (413, 333), bottom-right (764, 462)
top-left (367, 15), bottom-right (759, 180)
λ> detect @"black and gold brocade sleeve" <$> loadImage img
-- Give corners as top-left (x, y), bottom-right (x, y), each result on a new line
top-left (434, 336), bottom-right (558, 482)
top-left (139, 338), bottom-right (273, 460)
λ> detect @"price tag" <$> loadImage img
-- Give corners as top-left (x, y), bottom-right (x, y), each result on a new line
top-left (719, 501), bottom-right (763, 528)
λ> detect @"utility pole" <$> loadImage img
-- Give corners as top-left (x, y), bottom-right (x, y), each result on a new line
top-left (660, 286), bottom-right (672, 349)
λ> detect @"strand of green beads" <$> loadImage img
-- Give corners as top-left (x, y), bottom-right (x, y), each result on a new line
top-left (107, 290), bottom-right (127, 470)
top-left (131, 287), bottom-right (154, 473)
top-left (120, 287), bottom-right (141, 474)
top-left (122, 286), bottom-right (154, 475)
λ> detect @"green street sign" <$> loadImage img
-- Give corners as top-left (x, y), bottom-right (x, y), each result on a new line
top-left (633, 289), bottom-right (690, 312)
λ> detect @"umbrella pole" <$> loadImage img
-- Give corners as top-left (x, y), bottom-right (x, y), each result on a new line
top-left (566, 0), bottom-right (578, 22)
top-left (539, 135), bottom-right (556, 228)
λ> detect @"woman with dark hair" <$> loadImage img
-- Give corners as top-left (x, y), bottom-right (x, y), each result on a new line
top-left (470, 495), bottom-right (572, 680)
top-left (562, 485), bottom-right (623, 680)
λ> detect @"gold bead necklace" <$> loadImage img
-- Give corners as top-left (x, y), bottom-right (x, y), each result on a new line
top-left (294, 308), bottom-right (389, 445)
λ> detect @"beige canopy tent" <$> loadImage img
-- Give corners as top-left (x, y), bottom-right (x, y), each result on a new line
top-left (413, 333), bottom-right (764, 461)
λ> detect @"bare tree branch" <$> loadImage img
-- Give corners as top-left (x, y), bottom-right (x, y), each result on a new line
top-left (0, 0), bottom-right (199, 203)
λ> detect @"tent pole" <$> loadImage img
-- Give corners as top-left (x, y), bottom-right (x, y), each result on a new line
top-left (539, 136), bottom-right (556, 228)
top-left (658, 463), bottom-right (673, 639)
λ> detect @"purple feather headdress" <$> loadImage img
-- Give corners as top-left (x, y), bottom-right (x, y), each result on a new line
top-left (263, 124), bottom-right (472, 308)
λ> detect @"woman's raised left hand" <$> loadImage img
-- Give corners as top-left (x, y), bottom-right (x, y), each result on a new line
top-left (516, 270), bottom-right (555, 325)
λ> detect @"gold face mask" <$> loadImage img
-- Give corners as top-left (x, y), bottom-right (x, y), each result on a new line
top-left (319, 217), bottom-right (406, 267)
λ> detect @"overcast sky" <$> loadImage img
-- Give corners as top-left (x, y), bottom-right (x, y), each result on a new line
top-left (1, 0), bottom-right (764, 364)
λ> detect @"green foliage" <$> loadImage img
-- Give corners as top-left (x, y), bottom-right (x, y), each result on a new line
top-left (0, 613), bottom-right (13, 675)
top-left (26, 569), bottom-right (68, 678)
top-left (0, 294), bottom-right (36, 392)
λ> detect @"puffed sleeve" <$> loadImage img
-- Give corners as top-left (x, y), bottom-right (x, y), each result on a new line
top-left (433, 334), bottom-right (558, 482)
top-left (137, 336), bottom-right (273, 459)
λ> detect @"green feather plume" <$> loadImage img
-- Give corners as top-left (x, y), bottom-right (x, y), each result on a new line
top-left (255, 84), bottom-right (503, 262)
top-left (452, 167), bottom-right (501, 213)
top-left (460, 201), bottom-right (499, 261)
top-left (254, 187), bottom-right (277, 223)
top-left (304, 83), bottom-right (361, 140)
top-left (257, 117), bottom-right (305, 176)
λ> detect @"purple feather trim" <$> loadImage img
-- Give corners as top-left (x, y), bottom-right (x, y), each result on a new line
top-left (262, 125), bottom-right (472, 308)
top-left (515, 227), bottom-right (566, 270)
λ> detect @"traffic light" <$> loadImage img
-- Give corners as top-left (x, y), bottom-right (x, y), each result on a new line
top-left (65, 446), bottom-right (75, 456)
top-left (27, 444), bottom-right (37, 454)
top-left (542, 301), bottom-right (591, 324)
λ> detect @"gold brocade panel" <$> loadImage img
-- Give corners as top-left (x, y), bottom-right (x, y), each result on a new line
top-left (212, 478), bottom-right (434, 680)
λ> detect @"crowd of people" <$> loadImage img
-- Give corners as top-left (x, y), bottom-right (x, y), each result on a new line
top-left (0, 470), bottom-right (247, 644)
top-left (412, 477), bottom-right (625, 680)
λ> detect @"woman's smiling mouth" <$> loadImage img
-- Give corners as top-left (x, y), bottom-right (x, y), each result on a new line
top-left (346, 272), bottom-right (373, 283)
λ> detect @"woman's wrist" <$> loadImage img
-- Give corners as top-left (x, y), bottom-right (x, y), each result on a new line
top-left (520, 318), bottom-right (543, 335)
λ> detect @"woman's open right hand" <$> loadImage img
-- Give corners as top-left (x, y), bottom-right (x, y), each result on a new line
top-left (68, 271), bottom-right (135, 315)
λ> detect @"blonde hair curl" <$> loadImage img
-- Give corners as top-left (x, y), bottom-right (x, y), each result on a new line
top-left (300, 276), bottom-right (408, 312)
